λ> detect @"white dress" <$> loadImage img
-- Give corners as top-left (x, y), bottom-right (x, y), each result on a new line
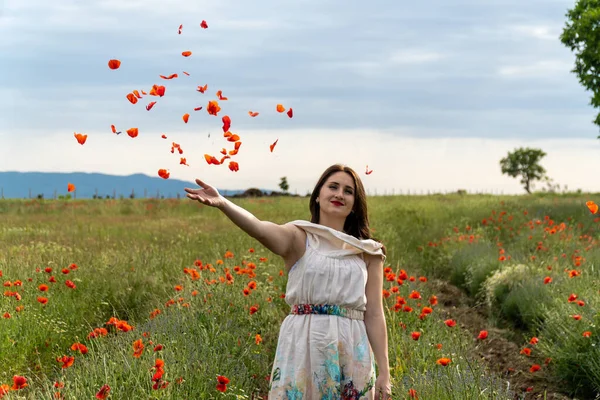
top-left (267, 220), bottom-right (386, 400)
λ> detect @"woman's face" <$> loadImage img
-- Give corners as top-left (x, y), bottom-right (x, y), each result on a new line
top-left (318, 171), bottom-right (356, 217)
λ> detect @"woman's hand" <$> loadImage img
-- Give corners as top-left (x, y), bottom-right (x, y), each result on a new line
top-left (374, 373), bottom-right (392, 400)
top-left (184, 179), bottom-right (226, 209)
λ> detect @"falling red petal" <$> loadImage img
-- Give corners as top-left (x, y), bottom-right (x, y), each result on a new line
top-left (126, 93), bottom-right (138, 104)
top-left (216, 90), bottom-right (228, 101)
top-left (222, 116), bottom-right (231, 132)
top-left (126, 128), bottom-right (139, 138)
top-left (108, 59), bottom-right (121, 70)
top-left (158, 169), bottom-right (170, 179)
top-left (149, 85), bottom-right (166, 97)
top-left (74, 133), bottom-right (87, 145)
top-left (229, 161), bottom-right (239, 172)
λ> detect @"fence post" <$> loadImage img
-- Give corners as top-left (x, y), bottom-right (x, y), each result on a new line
top-left (113, 189), bottom-right (116, 199)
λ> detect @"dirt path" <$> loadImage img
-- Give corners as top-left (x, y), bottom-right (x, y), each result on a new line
top-left (429, 279), bottom-right (577, 400)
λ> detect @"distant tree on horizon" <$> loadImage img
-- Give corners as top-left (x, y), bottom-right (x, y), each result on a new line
top-left (279, 177), bottom-right (289, 193)
top-left (499, 147), bottom-right (548, 194)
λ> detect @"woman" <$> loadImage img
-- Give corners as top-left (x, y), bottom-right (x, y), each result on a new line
top-left (185, 164), bottom-right (392, 400)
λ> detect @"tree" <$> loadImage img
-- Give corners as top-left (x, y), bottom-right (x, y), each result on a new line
top-left (561, 0), bottom-right (600, 137)
top-left (279, 177), bottom-right (289, 193)
top-left (499, 147), bottom-right (548, 194)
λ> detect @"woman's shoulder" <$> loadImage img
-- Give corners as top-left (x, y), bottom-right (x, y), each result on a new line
top-left (286, 219), bottom-right (313, 227)
top-left (288, 220), bottom-right (385, 256)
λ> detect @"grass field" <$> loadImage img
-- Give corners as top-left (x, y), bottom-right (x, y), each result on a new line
top-left (0, 194), bottom-right (598, 399)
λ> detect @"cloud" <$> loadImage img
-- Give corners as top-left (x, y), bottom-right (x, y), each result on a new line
top-left (389, 50), bottom-right (446, 65)
top-left (316, 48), bottom-right (447, 79)
top-left (497, 60), bottom-right (573, 78)
top-left (508, 24), bottom-right (562, 41)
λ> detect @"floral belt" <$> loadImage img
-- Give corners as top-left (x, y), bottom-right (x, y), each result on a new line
top-left (289, 303), bottom-right (365, 320)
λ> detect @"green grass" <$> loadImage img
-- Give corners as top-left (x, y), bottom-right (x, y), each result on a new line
top-left (1, 194), bottom-right (597, 398)
top-left (414, 194), bottom-right (600, 398)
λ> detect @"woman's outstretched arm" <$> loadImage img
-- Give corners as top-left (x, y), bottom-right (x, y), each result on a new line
top-left (185, 178), bottom-right (298, 258)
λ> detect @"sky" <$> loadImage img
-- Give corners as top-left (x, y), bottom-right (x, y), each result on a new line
top-left (1, 0), bottom-right (599, 195)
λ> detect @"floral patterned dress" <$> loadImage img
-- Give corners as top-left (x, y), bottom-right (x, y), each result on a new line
top-left (267, 220), bottom-right (386, 400)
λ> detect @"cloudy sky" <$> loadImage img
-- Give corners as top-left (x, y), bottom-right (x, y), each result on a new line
top-left (1, 0), bottom-right (599, 195)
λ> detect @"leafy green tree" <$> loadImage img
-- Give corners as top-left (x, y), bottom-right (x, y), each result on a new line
top-left (499, 148), bottom-right (548, 194)
top-left (561, 0), bottom-right (600, 136)
top-left (279, 177), bottom-right (289, 193)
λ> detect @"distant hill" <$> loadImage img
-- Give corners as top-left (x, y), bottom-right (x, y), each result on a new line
top-left (0, 172), bottom-right (274, 199)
